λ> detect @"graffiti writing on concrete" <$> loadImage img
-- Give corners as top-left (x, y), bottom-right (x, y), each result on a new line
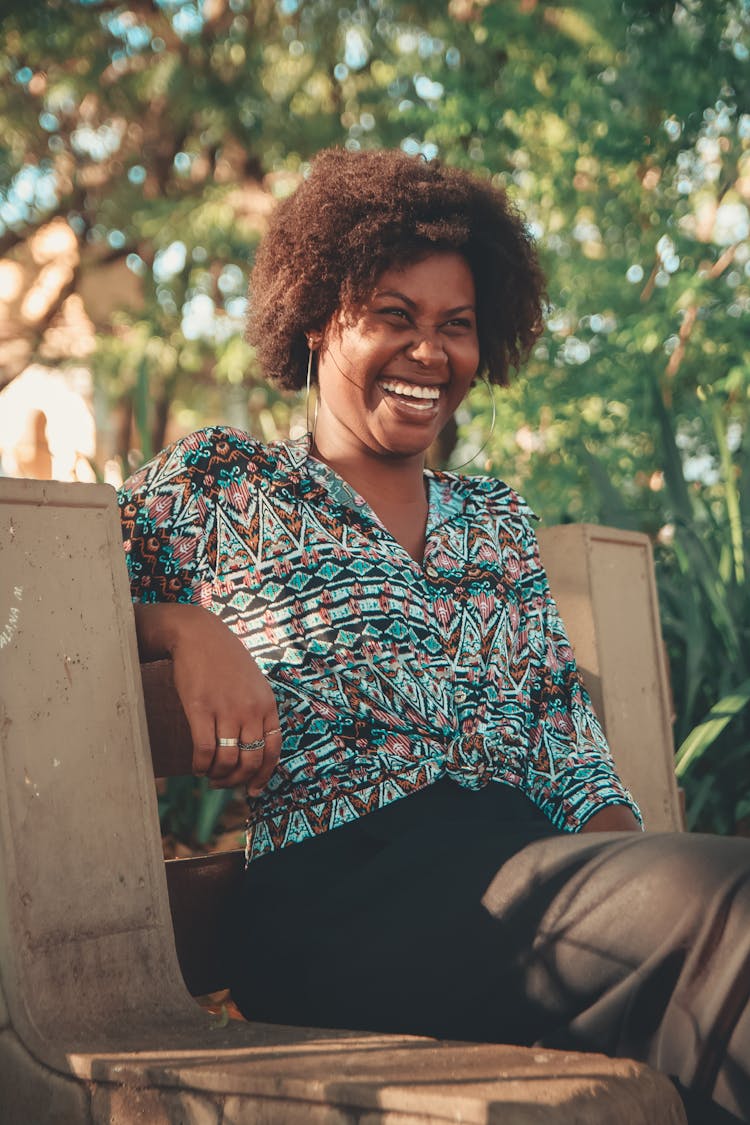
top-left (0, 586), bottom-right (23, 649)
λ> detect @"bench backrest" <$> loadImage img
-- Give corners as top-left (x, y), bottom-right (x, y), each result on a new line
top-left (538, 523), bottom-right (682, 833)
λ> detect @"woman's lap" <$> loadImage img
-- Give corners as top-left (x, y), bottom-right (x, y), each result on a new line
top-left (483, 828), bottom-right (750, 1117)
top-left (230, 781), bottom-right (750, 1121)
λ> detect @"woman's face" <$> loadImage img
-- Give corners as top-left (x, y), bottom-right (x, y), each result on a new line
top-left (312, 251), bottom-right (480, 462)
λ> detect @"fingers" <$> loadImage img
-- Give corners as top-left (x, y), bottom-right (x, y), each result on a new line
top-left (206, 711), bottom-right (283, 791)
top-left (190, 715), bottom-right (280, 789)
top-left (166, 614), bottom-right (281, 791)
top-left (223, 729), bottom-right (264, 788)
top-left (178, 683), bottom-right (241, 779)
top-left (210, 729), bottom-right (243, 779)
top-left (246, 724), bottom-right (282, 796)
top-left (188, 710), bottom-right (223, 777)
top-left (212, 746), bottom-right (262, 790)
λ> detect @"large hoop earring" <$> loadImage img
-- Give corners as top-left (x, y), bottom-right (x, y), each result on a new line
top-left (305, 347), bottom-right (319, 441)
top-left (448, 373), bottom-right (497, 471)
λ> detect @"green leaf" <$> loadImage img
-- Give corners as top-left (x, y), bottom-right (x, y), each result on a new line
top-left (684, 774), bottom-right (716, 832)
top-left (209, 1004), bottom-right (230, 1030)
top-left (651, 379), bottom-right (693, 527)
top-left (194, 784), bottom-right (234, 846)
top-left (675, 682), bottom-right (750, 778)
top-left (134, 358), bottom-right (153, 463)
top-left (709, 397), bottom-right (745, 586)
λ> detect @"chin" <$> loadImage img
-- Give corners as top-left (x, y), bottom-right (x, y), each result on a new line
top-left (371, 421), bottom-right (443, 457)
top-left (374, 433), bottom-right (436, 458)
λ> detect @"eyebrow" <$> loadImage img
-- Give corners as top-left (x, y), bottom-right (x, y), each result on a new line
top-left (373, 289), bottom-right (476, 316)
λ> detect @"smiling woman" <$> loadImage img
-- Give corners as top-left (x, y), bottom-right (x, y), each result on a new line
top-left (245, 148), bottom-right (544, 561)
top-left (117, 148), bottom-right (750, 1125)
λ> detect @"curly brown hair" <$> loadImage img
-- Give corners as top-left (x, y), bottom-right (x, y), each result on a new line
top-left (246, 147), bottom-right (546, 390)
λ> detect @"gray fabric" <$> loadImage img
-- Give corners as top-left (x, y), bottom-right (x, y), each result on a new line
top-left (483, 830), bottom-right (750, 1121)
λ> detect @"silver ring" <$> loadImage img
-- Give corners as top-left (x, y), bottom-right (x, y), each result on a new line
top-left (264, 727), bottom-right (282, 737)
top-left (239, 737), bottom-right (265, 752)
top-left (216, 737), bottom-right (239, 748)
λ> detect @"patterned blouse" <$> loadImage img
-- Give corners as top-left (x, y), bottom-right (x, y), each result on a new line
top-left (119, 427), bottom-right (640, 861)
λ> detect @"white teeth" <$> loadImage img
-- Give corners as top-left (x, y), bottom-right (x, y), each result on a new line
top-left (380, 379), bottom-right (441, 401)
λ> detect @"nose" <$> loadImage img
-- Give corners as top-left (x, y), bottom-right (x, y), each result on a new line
top-left (408, 331), bottom-right (447, 366)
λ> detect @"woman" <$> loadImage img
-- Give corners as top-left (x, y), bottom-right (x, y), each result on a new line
top-left (119, 148), bottom-right (748, 1123)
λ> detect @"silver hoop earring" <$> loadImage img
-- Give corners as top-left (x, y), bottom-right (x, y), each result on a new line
top-left (305, 348), bottom-right (319, 441)
top-left (448, 373), bottom-right (497, 471)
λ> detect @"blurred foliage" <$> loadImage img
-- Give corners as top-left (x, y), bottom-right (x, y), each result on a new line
top-left (588, 378), bottom-right (750, 832)
top-left (2, 0), bottom-right (749, 834)
top-left (653, 383), bottom-right (750, 833)
top-left (158, 774), bottom-right (236, 847)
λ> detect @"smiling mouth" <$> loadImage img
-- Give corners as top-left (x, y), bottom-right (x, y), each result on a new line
top-left (379, 378), bottom-right (442, 411)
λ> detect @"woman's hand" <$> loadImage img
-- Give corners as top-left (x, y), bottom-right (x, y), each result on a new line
top-left (134, 602), bottom-right (281, 793)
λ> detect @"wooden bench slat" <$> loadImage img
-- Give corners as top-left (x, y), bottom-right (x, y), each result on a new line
top-left (165, 850), bottom-right (246, 997)
top-left (141, 660), bottom-right (247, 996)
top-left (141, 658), bottom-right (194, 776)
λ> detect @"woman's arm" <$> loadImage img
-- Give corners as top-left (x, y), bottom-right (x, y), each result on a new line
top-left (579, 805), bottom-right (641, 833)
top-left (506, 502), bottom-right (644, 833)
top-left (134, 602), bottom-right (281, 793)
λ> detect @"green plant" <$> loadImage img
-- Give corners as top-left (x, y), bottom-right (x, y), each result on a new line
top-left (158, 776), bottom-right (239, 849)
top-left (652, 385), bottom-right (750, 832)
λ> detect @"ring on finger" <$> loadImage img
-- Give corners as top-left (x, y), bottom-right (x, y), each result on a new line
top-left (264, 727), bottom-right (282, 737)
top-left (217, 737), bottom-right (239, 748)
top-left (239, 737), bottom-right (265, 752)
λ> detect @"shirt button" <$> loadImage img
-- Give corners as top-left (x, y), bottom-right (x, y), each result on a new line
top-left (425, 565), bottom-right (438, 579)
top-left (454, 689), bottom-right (468, 703)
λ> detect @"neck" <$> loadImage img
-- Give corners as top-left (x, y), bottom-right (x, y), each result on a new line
top-left (309, 433), bottom-right (430, 563)
top-left (310, 437), bottom-right (427, 506)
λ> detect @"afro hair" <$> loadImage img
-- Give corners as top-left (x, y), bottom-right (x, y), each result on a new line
top-left (246, 147), bottom-right (546, 390)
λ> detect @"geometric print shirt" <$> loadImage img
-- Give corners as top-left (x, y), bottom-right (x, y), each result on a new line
top-left (118, 426), bottom-right (642, 862)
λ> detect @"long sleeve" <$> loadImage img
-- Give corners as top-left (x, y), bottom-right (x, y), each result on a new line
top-left (117, 429), bottom-right (231, 607)
top-left (516, 519), bottom-right (642, 831)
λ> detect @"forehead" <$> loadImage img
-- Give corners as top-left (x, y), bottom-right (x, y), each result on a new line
top-left (373, 252), bottom-right (475, 304)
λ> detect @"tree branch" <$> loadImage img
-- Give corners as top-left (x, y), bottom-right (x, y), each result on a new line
top-left (665, 243), bottom-right (738, 381)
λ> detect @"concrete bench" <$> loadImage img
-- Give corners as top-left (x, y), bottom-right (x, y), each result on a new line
top-left (0, 477), bottom-right (686, 1124)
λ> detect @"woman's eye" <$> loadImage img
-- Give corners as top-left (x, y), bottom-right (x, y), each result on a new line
top-left (444, 318), bottom-right (472, 330)
top-left (379, 307), bottom-right (410, 321)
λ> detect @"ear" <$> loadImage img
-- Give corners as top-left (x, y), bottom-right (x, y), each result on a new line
top-left (306, 331), bottom-right (323, 351)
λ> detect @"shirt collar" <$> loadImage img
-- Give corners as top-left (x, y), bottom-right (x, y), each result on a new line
top-left (278, 433), bottom-right (472, 533)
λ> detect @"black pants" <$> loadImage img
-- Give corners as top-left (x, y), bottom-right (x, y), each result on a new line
top-left (230, 780), bottom-right (750, 1123)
